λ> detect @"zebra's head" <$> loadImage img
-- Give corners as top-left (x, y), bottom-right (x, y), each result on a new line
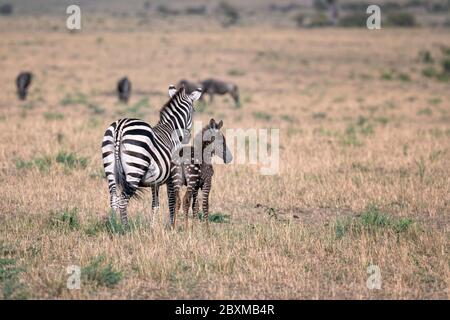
top-left (202, 119), bottom-right (233, 164)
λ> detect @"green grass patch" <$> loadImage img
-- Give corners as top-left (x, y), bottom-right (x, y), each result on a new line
top-left (85, 211), bottom-right (145, 236)
top-left (60, 92), bottom-right (88, 106)
top-left (49, 208), bottom-right (80, 231)
top-left (252, 111), bottom-right (272, 121)
top-left (15, 156), bottom-right (52, 173)
top-left (0, 257), bottom-right (28, 299)
top-left (335, 203), bottom-right (415, 239)
top-left (82, 255), bottom-right (122, 288)
top-left (43, 112), bottom-right (64, 120)
top-left (417, 108), bottom-right (432, 116)
top-left (227, 69), bottom-right (245, 77)
top-left (197, 212), bottom-right (231, 223)
top-left (56, 151), bottom-right (88, 169)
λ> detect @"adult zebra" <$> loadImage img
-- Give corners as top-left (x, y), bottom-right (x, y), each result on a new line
top-left (101, 85), bottom-right (202, 226)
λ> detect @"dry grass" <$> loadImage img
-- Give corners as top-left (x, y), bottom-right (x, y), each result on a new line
top-left (0, 22), bottom-right (449, 299)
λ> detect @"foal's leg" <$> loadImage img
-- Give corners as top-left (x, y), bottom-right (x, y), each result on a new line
top-left (202, 179), bottom-right (212, 229)
top-left (183, 187), bottom-right (193, 230)
top-left (192, 188), bottom-right (199, 219)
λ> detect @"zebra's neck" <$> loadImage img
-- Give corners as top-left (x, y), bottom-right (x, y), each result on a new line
top-left (155, 91), bottom-right (192, 152)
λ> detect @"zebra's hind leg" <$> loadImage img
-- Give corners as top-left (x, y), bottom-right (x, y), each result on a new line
top-left (109, 186), bottom-right (119, 212)
top-left (118, 193), bottom-right (130, 226)
top-left (150, 185), bottom-right (159, 226)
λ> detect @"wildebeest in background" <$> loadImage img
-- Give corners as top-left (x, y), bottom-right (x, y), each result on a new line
top-left (16, 72), bottom-right (33, 101)
top-left (200, 78), bottom-right (240, 107)
top-left (177, 79), bottom-right (202, 95)
top-left (117, 77), bottom-right (132, 103)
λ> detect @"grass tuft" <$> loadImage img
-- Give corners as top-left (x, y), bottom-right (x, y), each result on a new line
top-left (82, 255), bottom-right (122, 288)
top-left (49, 208), bottom-right (80, 231)
top-left (56, 151), bottom-right (88, 169)
top-left (335, 203), bottom-right (416, 239)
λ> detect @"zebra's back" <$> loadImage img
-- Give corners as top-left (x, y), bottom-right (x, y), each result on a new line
top-left (102, 118), bottom-right (172, 197)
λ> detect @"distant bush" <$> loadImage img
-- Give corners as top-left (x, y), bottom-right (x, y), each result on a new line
top-left (386, 12), bottom-right (417, 27)
top-left (300, 12), bottom-right (331, 28)
top-left (342, 1), bottom-right (402, 12)
top-left (442, 58), bottom-right (450, 74)
top-left (443, 17), bottom-right (450, 28)
top-left (382, 1), bottom-right (403, 11)
top-left (419, 50), bottom-right (434, 64)
top-left (427, 1), bottom-right (450, 13)
top-left (405, 0), bottom-right (425, 8)
top-left (339, 13), bottom-right (367, 27)
top-left (294, 13), bottom-right (306, 27)
top-left (216, 1), bottom-right (240, 27)
top-left (185, 5), bottom-right (207, 15)
top-left (0, 3), bottom-right (13, 16)
top-left (156, 5), bottom-right (180, 16)
top-left (269, 3), bottom-right (302, 13)
top-left (340, 1), bottom-right (369, 11)
top-left (313, 0), bottom-right (328, 11)
top-left (420, 48), bottom-right (450, 82)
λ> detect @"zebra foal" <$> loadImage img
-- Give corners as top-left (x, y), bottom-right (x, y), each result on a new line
top-left (101, 85), bottom-right (202, 226)
top-left (171, 119), bottom-right (233, 229)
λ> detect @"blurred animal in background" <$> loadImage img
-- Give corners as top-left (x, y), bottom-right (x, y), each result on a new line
top-left (177, 79), bottom-right (202, 95)
top-left (171, 118), bottom-right (233, 229)
top-left (200, 78), bottom-right (240, 107)
top-left (117, 77), bottom-right (132, 103)
top-left (16, 72), bottom-right (33, 101)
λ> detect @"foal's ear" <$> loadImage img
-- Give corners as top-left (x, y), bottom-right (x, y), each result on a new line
top-left (217, 120), bottom-right (223, 129)
top-left (168, 85), bottom-right (177, 98)
top-left (209, 118), bottom-right (216, 128)
top-left (189, 88), bottom-right (202, 102)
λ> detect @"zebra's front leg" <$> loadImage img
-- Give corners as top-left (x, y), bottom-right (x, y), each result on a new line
top-left (167, 179), bottom-right (177, 228)
top-left (118, 193), bottom-right (130, 226)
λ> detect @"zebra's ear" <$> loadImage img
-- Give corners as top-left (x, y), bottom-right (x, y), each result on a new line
top-left (209, 118), bottom-right (216, 128)
top-left (168, 85), bottom-right (177, 98)
top-left (217, 120), bottom-right (223, 129)
top-left (189, 88), bottom-right (202, 102)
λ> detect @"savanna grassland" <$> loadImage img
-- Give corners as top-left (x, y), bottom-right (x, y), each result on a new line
top-left (0, 9), bottom-right (449, 299)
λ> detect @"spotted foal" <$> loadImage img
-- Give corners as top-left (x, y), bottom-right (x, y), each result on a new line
top-left (171, 119), bottom-right (233, 228)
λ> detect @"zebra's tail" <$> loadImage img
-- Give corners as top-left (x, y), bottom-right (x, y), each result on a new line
top-left (114, 127), bottom-right (137, 199)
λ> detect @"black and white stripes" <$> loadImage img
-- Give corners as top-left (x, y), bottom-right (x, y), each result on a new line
top-left (101, 85), bottom-right (202, 225)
